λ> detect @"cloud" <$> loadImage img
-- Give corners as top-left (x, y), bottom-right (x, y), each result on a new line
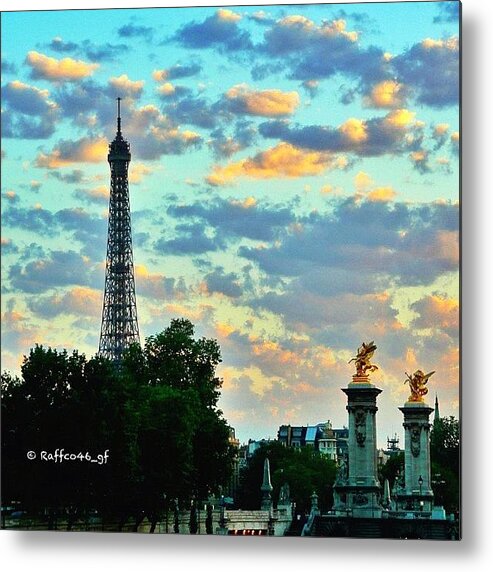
top-left (302, 80), bottom-right (319, 97)
top-left (450, 131), bottom-right (459, 155)
top-left (3, 190), bottom-right (19, 203)
top-left (203, 267), bottom-right (242, 298)
top-left (152, 62), bottom-right (202, 81)
top-left (392, 37), bottom-right (459, 108)
top-left (1, 58), bottom-right (17, 74)
top-left (239, 197), bottom-right (459, 291)
top-left (433, 2), bottom-right (460, 24)
top-left (155, 223), bottom-right (224, 255)
top-left (431, 123), bottom-right (450, 150)
top-left (164, 96), bottom-right (223, 129)
top-left (80, 40), bottom-right (130, 63)
top-left (260, 16), bottom-right (384, 83)
top-left (263, 16), bottom-right (358, 58)
top-left (134, 264), bottom-right (184, 300)
top-left (8, 250), bottom-right (98, 293)
top-left (208, 120), bottom-right (257, 159)
top-left (108, 74), bottom-right (145, 98)
top-left (364, 80), bottom-right (408, 108)
top-left (410, 293), bottom-right (459, 336)
top-left (366, 186), bottom-right (397, 202)
top-left (354, 171), bottom-right (373, 192)
top-left (167, 195), bottom-right (295, 242)
top-left (224, 84), bottom-right (300, 117)
top-left (47, 36), bottom-right (79, 53)
top-left (409, 150), bottom-right (431, 173)
top-left (26, 50), bottom-right (99, 81)
top-left (259, 109), bottom-right (423, 159)
top-left (28, 286), bottom-right (102, 319)
top-left (247, 11), bottom-right (275, 26)
top-left (206, 142), bottom-right (347, 186)
top-left (1, 237), bottom-right (19, 254)
top-left (117, 23), bottom-right (154, 40)
top-left (54, 207), bottom-right (107, 257)
top-left (74, 186), bottom-right (110, 205)
top-left (2, 80), bottom-right (59, 139)
top-left (175, 9), bottom-right (253, 52)
top-left (156, 83), bottom-right (191, 100)
top-left (36, 136), bottom-right (108, 168)
top-left (48, 169), bottom-right (86, 184)
top-left (123, 104), bottom-right (202, 159)
top-left (128, 162), bottom-right (152, 184)
top-left (3, 204), bottom-right (56, 236)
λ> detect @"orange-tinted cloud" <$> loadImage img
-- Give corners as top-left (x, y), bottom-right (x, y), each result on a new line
top-left (217, 8), bottom-right (242, 22)
top-left (36, 136), bottom-right (108, 168)
top-left (339, 117), bottom-right (368, 143)
top-left (226, 84), bottom-right (300, 116)
top-left (206, 142), bottom-right (344, 185)
top-left (411, 293), bottom-right (459, 332)
top-left (367, 186), bottom-right (397, 202)
top-left (108, 74), bottom-right (144, 97)
top-left (366, 80), bottom-right (407, 108)
top-left (384, 108), bottom-right (416, 128)
top-left (354, 171), bottom-right (373, 192)
top-left (421, 37), bottom-right (459, 51)
top-left (128, 162), bottom-right (152, 184)
top-left (26, 50), bottom-right (99, 81)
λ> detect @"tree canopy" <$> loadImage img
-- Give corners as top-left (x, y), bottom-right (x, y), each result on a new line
top-left (1, 319), bottom-right (234, 529)
top-left (236, 441), bottom-right (337, 514)
top-left (430, 416), bottom-right (460, 513)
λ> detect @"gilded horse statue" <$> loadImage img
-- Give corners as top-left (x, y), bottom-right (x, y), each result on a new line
top-left (348, 341), bottom-right (378, 377)
top-left (404, 369), bottom-right (435, 402)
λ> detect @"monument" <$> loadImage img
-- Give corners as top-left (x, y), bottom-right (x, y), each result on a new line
top-left (99, 98), bottom-right (140, 363)
top-left (332, 342), bottom-right (382, 518)
top-left (396, 370), bottom-right (435, 513)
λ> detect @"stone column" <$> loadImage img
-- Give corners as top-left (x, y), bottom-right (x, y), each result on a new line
top-left (341, 376), bottom-right (382, 518)
top-left (398, 401), bottom-right (434, 513)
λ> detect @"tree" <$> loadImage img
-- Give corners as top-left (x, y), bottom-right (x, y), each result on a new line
top-left (379, 452), bottom-right (404, 490)
top-left (1, 320), bottom-right (234, 531)
top-left (430, 416), bottom-right (460, 513)
top-left (236, 442), bottom-right (337, 514)
top-left (123, 319), bottom-right (235, 505)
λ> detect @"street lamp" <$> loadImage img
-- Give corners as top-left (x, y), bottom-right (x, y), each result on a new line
top-left (418, 475), bottom-right (423, 497)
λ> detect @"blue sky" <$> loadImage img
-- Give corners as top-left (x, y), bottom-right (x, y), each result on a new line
top-left (1, 1), bottom-right (460, 446)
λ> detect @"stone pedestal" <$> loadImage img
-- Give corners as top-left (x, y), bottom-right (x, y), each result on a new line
top-left (333, 376), bottom-right (382, 518)
top-left (396, 401), bottom-right (434, 513)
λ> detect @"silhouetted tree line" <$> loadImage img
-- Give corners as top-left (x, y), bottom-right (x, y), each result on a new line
top-left (1, 319), bottom-right (235, 531)
top-left (236, 441), bottom-right (337, 515)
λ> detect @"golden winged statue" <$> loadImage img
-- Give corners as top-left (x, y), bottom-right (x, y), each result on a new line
top-left (348, 341), bottom-right (378, 377)
top-left (404, 369), bottom-right (435, 402)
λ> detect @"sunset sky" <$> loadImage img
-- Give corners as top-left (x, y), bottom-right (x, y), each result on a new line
top-left (1, 1), bottom-right (460, 446)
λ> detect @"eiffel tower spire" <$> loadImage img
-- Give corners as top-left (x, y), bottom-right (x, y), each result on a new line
top-left (98, 98), bottom-right (140, 363)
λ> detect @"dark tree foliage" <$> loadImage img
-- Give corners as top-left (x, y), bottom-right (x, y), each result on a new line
top-left (430, 416), bottom-right (460, 513)
top-left (236, 442), bottom-right (337, 514)
top-left (1, 319), bottom-right (234, 530)
top-left (379, 452), bottom-right (404, 490)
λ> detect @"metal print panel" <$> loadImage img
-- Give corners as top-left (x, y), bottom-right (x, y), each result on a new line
top-left (1, 1), bottom-right (460, 539)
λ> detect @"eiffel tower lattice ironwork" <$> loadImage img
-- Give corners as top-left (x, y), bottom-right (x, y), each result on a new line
top-left (99, 98), bottom-right (140, 362)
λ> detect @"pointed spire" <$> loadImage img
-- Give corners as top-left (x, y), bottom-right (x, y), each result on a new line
top-left (116, 97), bottom-right (122, 135)
top-left (261, 457), bottom-right (273, 511)
top-left (434, 393), bottom-right (440, 425)
top-left (261, 457), bottom-right (273, 492)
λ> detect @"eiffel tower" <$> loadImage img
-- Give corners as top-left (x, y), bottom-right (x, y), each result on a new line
top-left (98, 98), bottom-right (140, 362)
